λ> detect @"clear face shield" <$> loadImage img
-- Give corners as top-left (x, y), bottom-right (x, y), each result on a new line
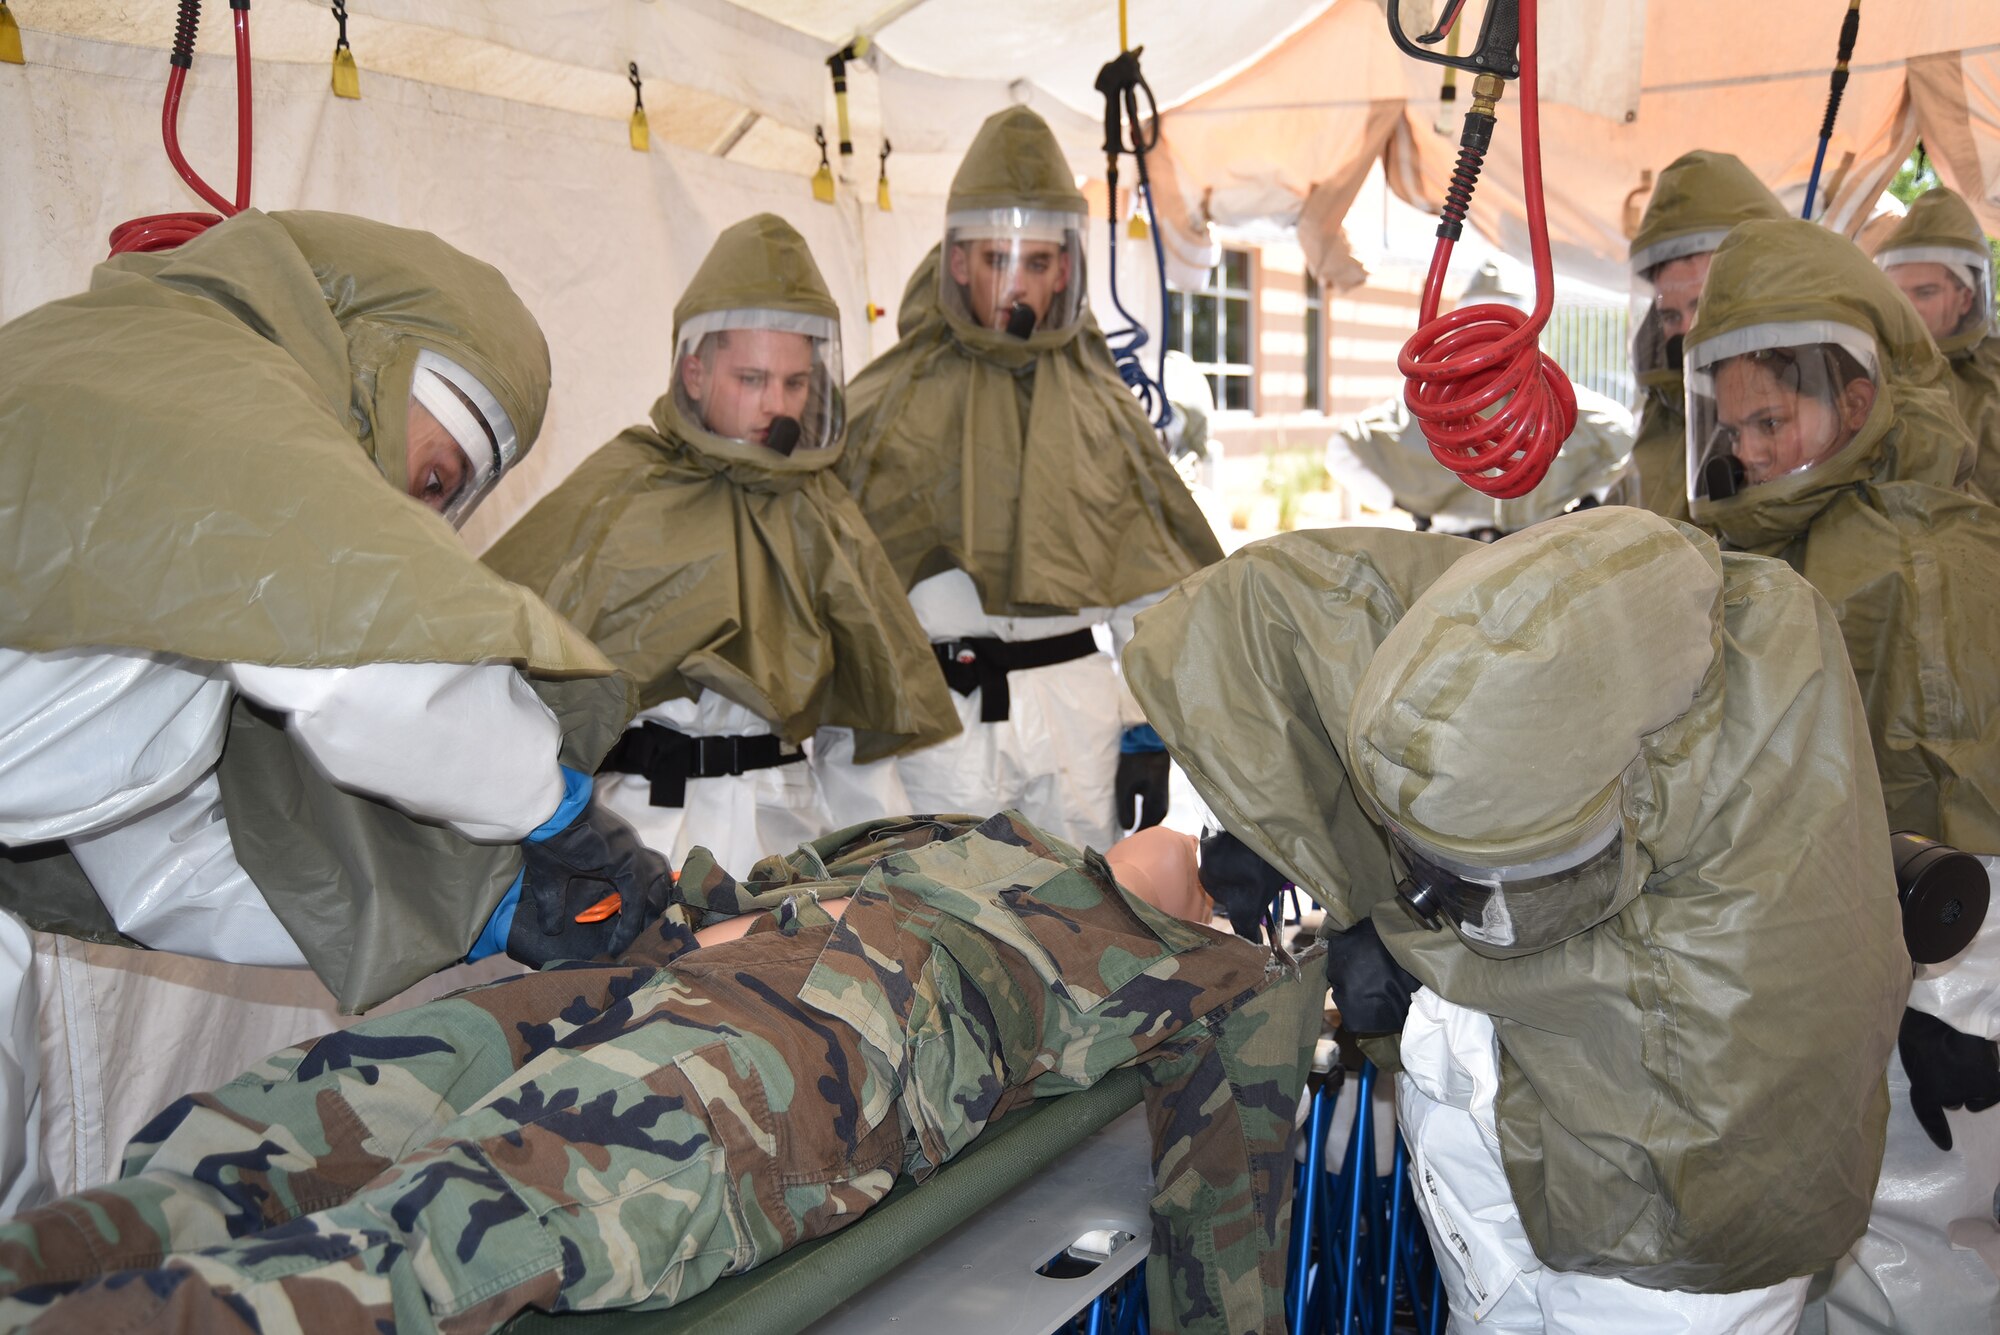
top-left (1686, 321), bottom-right (1881, 504)
top-left (1386, 794), bottom-right (1635, 957)
top-left (408, 348), bottom-right (519, 528)
top-left (941, 208), bottom-right (1089, 338)
top-left (672, 309), bottom-right (844, 454)
top-left (1878, 244), bottom-right (1997, 347)
top-left (1629, 229), bottom-right (1730, 383)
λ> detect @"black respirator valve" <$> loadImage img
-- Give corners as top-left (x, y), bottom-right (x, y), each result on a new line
top-left (1893, 831), bottom-right (1990, 965)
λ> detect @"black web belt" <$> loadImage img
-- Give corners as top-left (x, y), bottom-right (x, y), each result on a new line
top-left (931, 628), bottom-right (1100, 724)
top-left (599, 720), bottom-right (804, 809)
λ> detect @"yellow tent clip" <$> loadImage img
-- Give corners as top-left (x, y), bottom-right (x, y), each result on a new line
top-left (877, 139), bottom-right (892, 213)
top-left (812, 125), bottom-right (836, 203)
top-left (628, 62), bottom-right (650, 153)
top-left (0, 1), bottom-right (24, 66)
top-left (330, 0), bottom-right (360, 99)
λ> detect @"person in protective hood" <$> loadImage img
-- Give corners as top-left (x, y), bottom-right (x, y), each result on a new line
top-left (1685, 217), bottom-right (2000, 1334)
top-left (1330, 261), bottom-right (1634, 538)
top-left (1875, 186), bottom-right (2000, 501)
top-left (1127, 507), bottom-right (1909, 1333)
top-left (486, 215), bottom-right (961, 873)
top-left (1624, 150), bottom-right (1789, 521)
top-left (839, 106), bottom-right (1224, 852)
top-left (0, 210), bottom-right (675, 1208)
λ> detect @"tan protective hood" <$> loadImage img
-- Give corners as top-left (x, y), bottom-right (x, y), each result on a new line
top-left (674, 211), bottom-right (840, 326)
top-left (1696, 222), bottom-right (2000, 858)
top-left (1127, 513), bottom-right (1906, 1292)
top-left (1877, 188), bottom-right (2000, 499)
top-left (0, 208), bottom-right (588, 673)
top-left (947, 105), bottom-right (1089, 217)
top-left (839, 105), bottom-right (1218, 614)
top-left (1347, 510), bottom-right (1719, 867)
top-left (840, 245), bottom-right (1222, 614)
top-left (1689, 219), bottom-right (1973, 549)
top-left (487, 217), bottom-right (959, 764)
top-left (1878, 187), bottom-right (1992, 357)
top-left (0, 209), bottom-right (627, 1011)
top-left (1630, 151), bottom-right (1789, 272)
top-left (1624, 151), bottom-right (1785, 518)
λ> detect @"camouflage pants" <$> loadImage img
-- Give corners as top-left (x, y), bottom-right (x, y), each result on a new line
top-left (0, 814), bottom-right (1319, 1335)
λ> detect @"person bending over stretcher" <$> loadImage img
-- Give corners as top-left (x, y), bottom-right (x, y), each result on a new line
top-left (0, 816), bottom-right (1317, 1335)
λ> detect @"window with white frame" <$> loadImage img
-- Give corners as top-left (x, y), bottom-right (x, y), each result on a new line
top-left (1167, 248), bottom-right (1254, 411)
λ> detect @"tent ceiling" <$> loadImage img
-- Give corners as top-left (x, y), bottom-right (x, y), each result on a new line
top-left (13, 1), bottom-right (1330, 147)
top-left (1148, 0), bottom-right (2000, 291)
top-left (11, 0), bottom-right (1997, 283)
top-left (728, 0), bottom-right (1328, 115)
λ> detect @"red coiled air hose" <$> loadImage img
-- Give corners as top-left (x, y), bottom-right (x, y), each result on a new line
top-left (109, 0), bottom-right (254, 257)
top-left (1397, 0), bottom-right (1575, 500)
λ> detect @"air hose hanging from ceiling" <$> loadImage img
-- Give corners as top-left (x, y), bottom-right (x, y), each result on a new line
top-left (1389, 0), bottom-right (1576, 500)
top-left (1094, 1), bottom-right (1175, 432)
top-left (1801, 0), bottom-right (1862, 221)
top-left (108, 0), bottom-right (255, 257)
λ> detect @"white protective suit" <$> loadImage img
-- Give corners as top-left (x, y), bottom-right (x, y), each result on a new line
top-left (0, 647), bottom-right (565, 1208)
top-left (894, 571), bottom-right (1153, 854)
top-left (1804, 893), bottom-right (2000, 1335)
top-left (597, 691), bottom-right (911, 876)
top-left (1398, 992), bottom-right (1811, 1334)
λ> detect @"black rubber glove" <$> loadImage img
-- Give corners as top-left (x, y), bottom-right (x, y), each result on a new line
top-left (1115, 750), bottom-right (1171, 832)
top-left (1324, 918), bottom-right (1420, 1037)
top-left (1900, 1007), bottom-right (2000, 1152)
top-left (1198, 829), bottom-right (1289, 940)
top-left (507, 800), bottom-right (675, 968)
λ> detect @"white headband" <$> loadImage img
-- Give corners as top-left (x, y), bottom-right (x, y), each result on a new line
top-left (1877, 244), bottom-right (1986, 300)
top-left (410, 349), bottom-right (516, 488)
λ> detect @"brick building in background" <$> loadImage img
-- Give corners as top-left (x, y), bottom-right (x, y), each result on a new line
top-left (1168, 236), bottom-right (1425, 437)
top-left (1161, 166), bottom-right (1633, 537)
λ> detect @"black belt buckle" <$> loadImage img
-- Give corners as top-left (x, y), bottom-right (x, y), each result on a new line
top-left (695, 734), bottom-right (744, 778)
top-left (933, 639), bottom-right (986, 703)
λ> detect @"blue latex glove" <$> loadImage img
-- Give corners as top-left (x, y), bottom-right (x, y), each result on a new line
top-left (1120, 723), bottom-right (1168, 754)
top-left (468, 766), bottom-right (593, 961)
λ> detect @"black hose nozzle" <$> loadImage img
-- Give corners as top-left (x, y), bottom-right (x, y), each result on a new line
top-left (1437, 110), bottom-right (1495, 243)
top-left (171, 0), bottom-right (202, 69)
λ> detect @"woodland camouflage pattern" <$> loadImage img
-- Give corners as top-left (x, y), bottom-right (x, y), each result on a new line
top-left (0, 813), bottom-right (1319, 1335)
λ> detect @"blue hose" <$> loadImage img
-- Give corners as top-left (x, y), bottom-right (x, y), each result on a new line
top-left (1105, 182), bottom-right (1176, 431)
top-left (1802, 2), bottom-right (1862, 220)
